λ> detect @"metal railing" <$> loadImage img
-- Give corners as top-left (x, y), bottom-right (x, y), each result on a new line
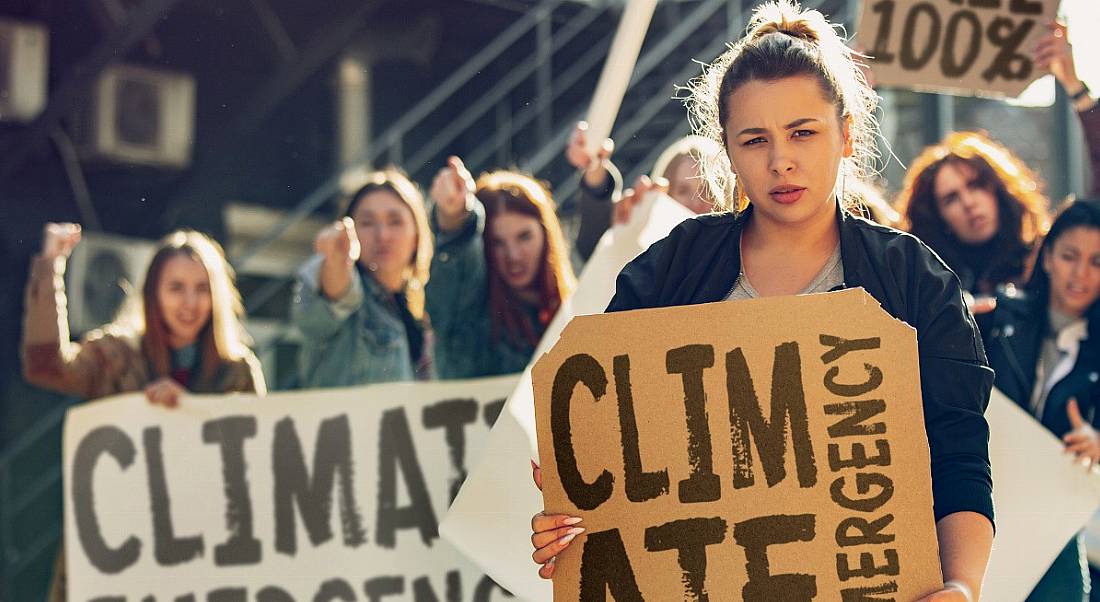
top-left (0, 400), bottom-right (71, 600)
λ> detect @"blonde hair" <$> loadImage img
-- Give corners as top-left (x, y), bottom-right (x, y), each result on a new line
top-left (686, 0), bottom-right (879, 212)
top-left (651, 135), bottom-right (725, 210)
top-left (342, 168), bottom-right (433, 321)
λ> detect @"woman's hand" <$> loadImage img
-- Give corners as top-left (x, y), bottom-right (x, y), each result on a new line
top-left (42, 222), bottom-right (82, 261)
top-left (565, 121), bottom-right (614, 189)
top-left (430, 156), bottom-right (476, 232)
top-left (530, 459), bottom-right (583, 579)
top-left (144, 377), bottom-right (186, 409)
top-left (1035, 21), bottom-right (1079, 92)
top-left (315, 217), bottom-right (360, 265)
top-left (613, 175), bottom-right (669, 225)
top-left (1064, 398), bottom-right (1100, 468)
top-left (914, 581), bottom-right (972, 602)
top-left (314, 218), bottom-right (360, 301)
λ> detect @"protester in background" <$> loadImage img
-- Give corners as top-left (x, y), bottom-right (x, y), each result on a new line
top-left (567, 123), bottom-right (724, 261)
top-left (895, 130), bottom-right (1051, 296)
top-left (896, 21), bottom-right (1100, 297)
top-left (293, 169), bottom-right (433, 387)
top-left (22, 223), bottom-right (266, 602)
top-left (977, 199), bottom-right (1100, 601)
top-left (427, 158), bottom-right (575, 379)
top-left (531, 3), bottom-right (994, 599)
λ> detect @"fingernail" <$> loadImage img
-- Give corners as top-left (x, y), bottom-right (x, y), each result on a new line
top-left (559, 533), bottom-right (577, 545)
top-left (548, 555), bottom-right (557, 565)
top-left (531, 459), bottom-right (539, 470)
top-left (563, 516), bottom-right (583, 525)
top-left (565, 527), bottom-right (585, 536)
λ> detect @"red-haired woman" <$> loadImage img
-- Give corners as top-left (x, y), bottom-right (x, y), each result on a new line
top-left (427, 157), bottom-right (576, 378)
top-left (896, 21), bottom-right (1100, 298)
top-left (22, 223), bottom-right (266, 601)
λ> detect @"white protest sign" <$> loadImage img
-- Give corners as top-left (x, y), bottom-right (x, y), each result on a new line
top-left (440, 193), bottom-right (694, 601)
top-left (63, 376), bottom-right (520, 601)
top-left (982, 387), bottom-right (1100, 601)
top-left (584, 0), bottom-right (658, 157)
top-left (857, 0), bottom-right (1059, 98)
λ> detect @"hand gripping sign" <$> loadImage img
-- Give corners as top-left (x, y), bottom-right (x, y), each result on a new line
top-left (533, 289), bottom-right (943, 601)
top-left (856, 0), bottom-right (1059, 97)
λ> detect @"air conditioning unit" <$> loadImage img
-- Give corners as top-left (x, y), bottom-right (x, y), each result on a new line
top-left (73, 64), bottom-right (196, 168)
top-left (0, 18), bottom-right (48, 122)
top-left (65, 233), bottom-right (157, 337)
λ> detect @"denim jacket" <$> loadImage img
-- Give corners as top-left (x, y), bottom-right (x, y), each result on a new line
top-left (426, 201), bottom-right (534, 379)
top-left (292, 254), bottom-right (428, 387)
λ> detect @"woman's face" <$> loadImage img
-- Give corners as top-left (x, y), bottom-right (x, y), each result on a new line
top-left (157, 255), bottom-right (213, 349)
top-left (667, 158), bottom-right (711, 214)
top-left (489, 211), bottom-right (545, 292)
top-left (724, 75), bottom-right (851, 228)
top-left (351, 190), bottom-right (419, 280)
top-left (1043, 226), bottom-right (1100, 318)
top-left (932, 161), bottom-right (1000, 245)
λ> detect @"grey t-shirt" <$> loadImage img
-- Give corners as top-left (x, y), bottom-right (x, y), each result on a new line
top-left (726, 243), bottom-right (843, 301)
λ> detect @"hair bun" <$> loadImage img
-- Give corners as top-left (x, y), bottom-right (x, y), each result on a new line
top-left (748, 2), bottom-right (822, 44)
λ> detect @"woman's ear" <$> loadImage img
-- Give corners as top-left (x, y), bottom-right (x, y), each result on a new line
top-left (842, 114), bottom-right (854, 158)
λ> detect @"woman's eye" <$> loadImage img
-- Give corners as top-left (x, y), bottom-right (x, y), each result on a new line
top-left (743, 137), bottom-right (765, 146)
top-left (518, 231), bottom-right (533, 242)
top-left (793, 129), bottom-right (815, 138)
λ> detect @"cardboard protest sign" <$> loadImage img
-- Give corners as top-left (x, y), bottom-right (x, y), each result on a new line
top-left (63, 375), bottom-right (520, 601)
top-left (856, 0), bottom-right (1059, 97)
top-left (983, 387), bottom-right (1100, 601)
top-left (532, 289), bottom-right (942, 600)
top-left (440, 194), bottom-right (694, 601)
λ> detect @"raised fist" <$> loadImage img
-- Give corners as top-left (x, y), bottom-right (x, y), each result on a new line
top-left (314, 217), bottom-right (361, 265)
top-left (41, 222), bottom-right (82, 260)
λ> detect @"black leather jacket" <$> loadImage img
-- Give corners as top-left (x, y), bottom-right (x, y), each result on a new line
top-left (977, 290), bottom-right (1100, 438)
top-left (607, 204), bottom-right (995, 527)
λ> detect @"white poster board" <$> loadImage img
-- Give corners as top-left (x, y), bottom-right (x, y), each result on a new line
top-left (983, 387), bottom-right (1100, 600)
top-left (63, 376), bottom-right (520, 600)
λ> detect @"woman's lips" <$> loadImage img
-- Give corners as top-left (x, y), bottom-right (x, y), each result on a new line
top-left (770, 187), bottom-right (805, 204)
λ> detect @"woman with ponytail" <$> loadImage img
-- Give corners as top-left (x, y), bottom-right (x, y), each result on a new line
top-left (529, 3), bottom-right (994, 599)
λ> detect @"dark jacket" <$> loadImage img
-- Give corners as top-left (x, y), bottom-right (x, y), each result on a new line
top-left (1082, 102), bottom-right (1100, 197)
top-left (977, 290), bottom-right (1100, 437)
top-left (607, 204), bottom-right (996, 526)
top-left (573, 161), bottom-right (623, 262)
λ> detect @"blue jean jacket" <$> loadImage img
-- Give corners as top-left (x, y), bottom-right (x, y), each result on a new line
top-left (292, 254), bottom-right (427, 387)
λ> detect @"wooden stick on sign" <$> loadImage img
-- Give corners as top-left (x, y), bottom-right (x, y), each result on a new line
top-left (584, 0), bottom-right (659, 158)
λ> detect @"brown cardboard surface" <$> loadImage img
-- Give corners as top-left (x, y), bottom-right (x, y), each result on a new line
top-left (533, 288), bottom-right (942, 601)
top-left (856, 0), bottom-right (1059, 98)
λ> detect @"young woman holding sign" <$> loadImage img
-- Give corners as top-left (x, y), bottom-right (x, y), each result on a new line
top-left (427, 158), bottom-right (576, 378)
top-left (531, 2), bottom-right (994, 599)
top-left (896, 21), bottom-right (1100, 300)
top-left (22, 224), bottom-right (266, 602)
top-left (293, 169), bottom-right (434, 386)
top-left (977, 198), bottom-right (1100, 601)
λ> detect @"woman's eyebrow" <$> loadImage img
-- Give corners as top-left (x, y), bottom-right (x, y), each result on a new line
top-left (736, 117), bottom-right (820, 137)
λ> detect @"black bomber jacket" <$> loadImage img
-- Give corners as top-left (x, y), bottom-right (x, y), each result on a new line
top-left (607, 204), bottom-right (996, 527)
